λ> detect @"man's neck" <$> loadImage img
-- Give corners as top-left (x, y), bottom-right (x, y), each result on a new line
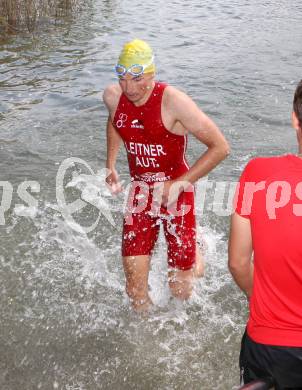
top-left (133, 81), bottom-right (155, 107)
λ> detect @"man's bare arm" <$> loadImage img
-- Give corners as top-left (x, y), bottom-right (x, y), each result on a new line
top-left (165, 87), bottom-right (230, 184)
top-left (106, 117), bottom-right (121, 170)
top-left (228, 212), bottom-right (254, 298)
top-left (103, 85), bottom-right (123, 192)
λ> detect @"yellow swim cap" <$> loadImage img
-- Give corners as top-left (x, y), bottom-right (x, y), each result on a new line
top-left (117, 39), bottom-right (155, 74)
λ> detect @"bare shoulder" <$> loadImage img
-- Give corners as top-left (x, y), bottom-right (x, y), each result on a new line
top-left (163, 85), bottom-right (197, 108)
top-left (103, 84), bottom-right (122, 113)
top-left (163, 85), bottom-right (188, 101)
top-left (163, 85), bottom-right (199, 115)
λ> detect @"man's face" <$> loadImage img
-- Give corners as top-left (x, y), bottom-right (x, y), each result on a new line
top-left (119, 73), bottom-right (154, 105)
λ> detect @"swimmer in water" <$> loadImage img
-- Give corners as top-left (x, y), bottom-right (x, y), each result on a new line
top-left (103, 39), bottom-right (229, 312)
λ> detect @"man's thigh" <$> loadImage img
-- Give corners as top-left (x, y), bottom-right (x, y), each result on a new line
top-left (163, 190), bottom-right (196, 270)
top-left (122, 210), bottom-right (160, 257)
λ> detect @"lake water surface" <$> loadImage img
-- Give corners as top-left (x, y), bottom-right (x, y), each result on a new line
top-left (1, 1), bottom-right (302, 389)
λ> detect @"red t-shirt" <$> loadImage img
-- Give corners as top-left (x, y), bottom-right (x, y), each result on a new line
top-left (236, 154), bottom-right (302, 346)
top-left (113, 82), bottom-right (190, 183)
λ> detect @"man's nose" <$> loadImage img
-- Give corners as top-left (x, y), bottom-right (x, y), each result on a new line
top-left (125, 80), bottom-right (135, 94)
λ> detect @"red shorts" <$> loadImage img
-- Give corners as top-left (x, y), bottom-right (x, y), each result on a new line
top-left (122, 183), bottom-right (196, 270)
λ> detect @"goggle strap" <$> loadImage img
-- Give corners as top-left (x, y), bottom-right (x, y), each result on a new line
top-left (115, 56), bottom-right (154, 77)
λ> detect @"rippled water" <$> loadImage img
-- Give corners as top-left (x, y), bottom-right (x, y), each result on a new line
top-left (1, 1), bottom-right (302, 389)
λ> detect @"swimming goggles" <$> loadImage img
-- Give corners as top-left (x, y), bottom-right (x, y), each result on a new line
top-left (115, 56), bottom-right (154, 77)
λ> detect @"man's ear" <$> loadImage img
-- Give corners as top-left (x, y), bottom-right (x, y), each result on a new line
top-left (292, 111), bottom-right (301, 131)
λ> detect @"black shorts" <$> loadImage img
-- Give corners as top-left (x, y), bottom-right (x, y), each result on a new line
top-left (239, 330), bottom-right (302, 390)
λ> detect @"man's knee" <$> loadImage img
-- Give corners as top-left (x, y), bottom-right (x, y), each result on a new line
top-left (126, 282), bottom-right (144, 299)
top-left (126, 279), bottom-right (150, 302)
top-left (125, 281), bottom-right (152, 311)
top-left (168, 270), bottom-right (194, 300)
top-left (123, 254), bottom-right (151, 309)
top-left (169, 281), bottom-right (193, 300)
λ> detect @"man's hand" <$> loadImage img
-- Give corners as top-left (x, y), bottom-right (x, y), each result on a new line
top-left (153, 179), bottom-right (193, 208)
top-left (106, 168), bottom-right (123, 194)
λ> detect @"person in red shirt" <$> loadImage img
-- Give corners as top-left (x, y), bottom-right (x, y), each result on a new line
top-left (229, 81), bottom-right (302, 388)
top-left (103, 39), bottom-right (229, 312)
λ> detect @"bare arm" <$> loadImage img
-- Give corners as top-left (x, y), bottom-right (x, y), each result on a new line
top-left (228, 212), bottom-right (254, 298)
top-left (165, 87), bottom-right (230, 185)
top-left (103, 84), bottom-right (123, 192)
top-left (106, 116), bottom-right (121, 170)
